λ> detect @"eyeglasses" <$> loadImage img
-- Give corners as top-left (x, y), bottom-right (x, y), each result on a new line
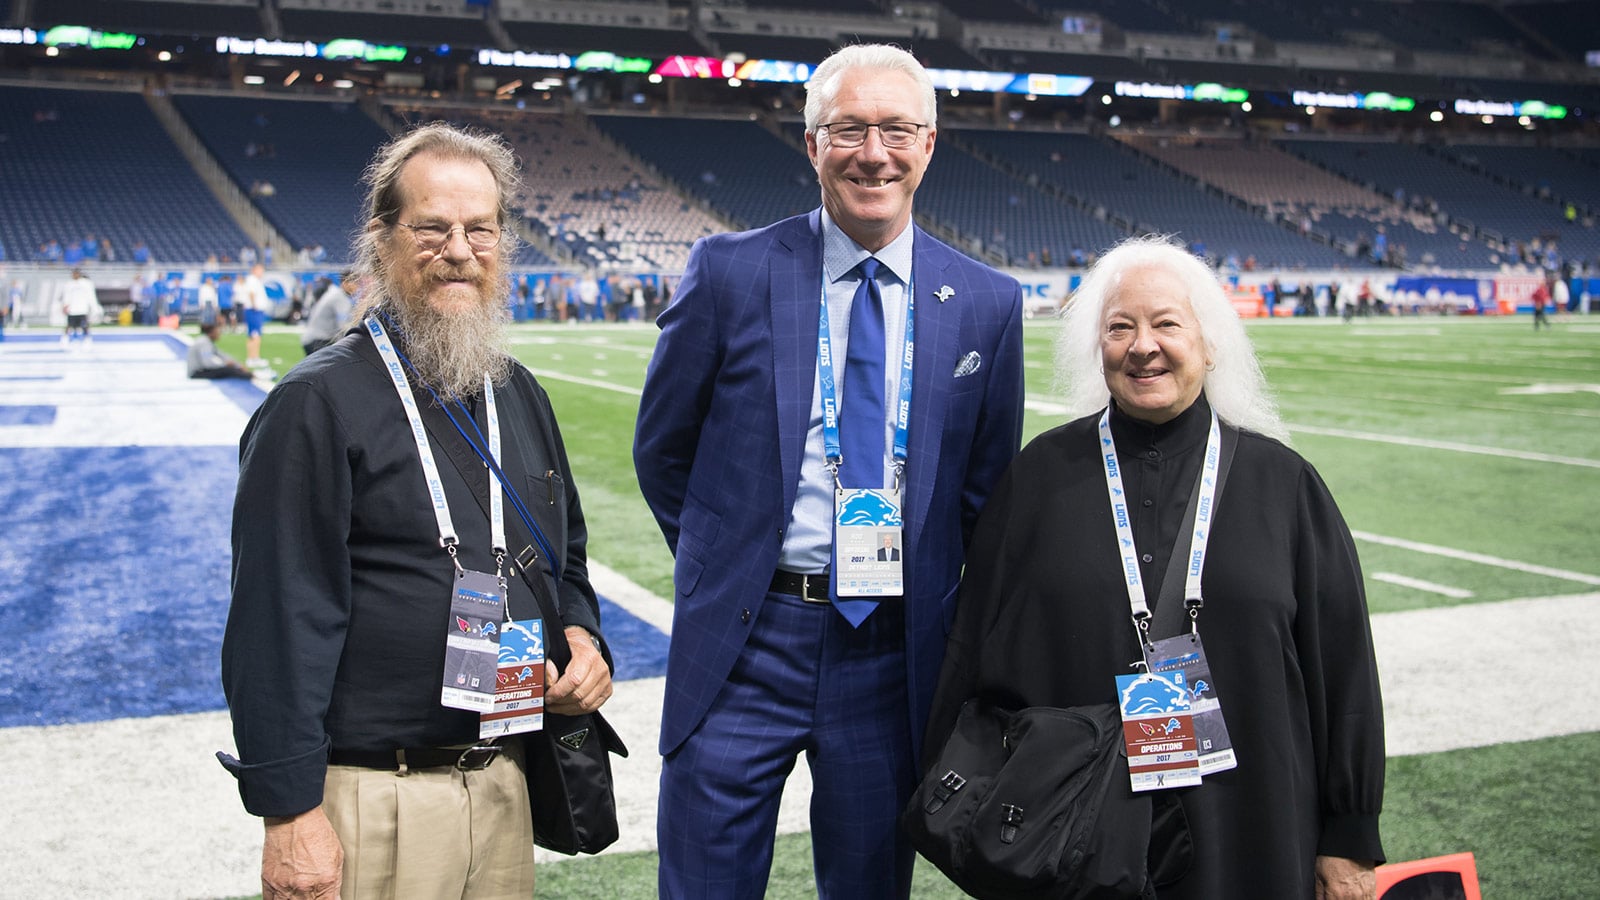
top-left (818, 121), bottom-right (928, 149)
top-left (396, 221), bottom-right (502, 253)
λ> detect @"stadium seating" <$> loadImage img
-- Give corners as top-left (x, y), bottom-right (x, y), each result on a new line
top-left (1439, 143), bottom-right (1600, 214)
top-left (1508, 1), bottom-right (1600, 62)
top-left (1036, 0), bottom-right (1191, 36)
top-left (591, 115), bottom-right (819, 233)
top-left (277, 7), bottom-right (492, 47)
top-left (500, 22), bottom-right (710, 58)
top-left (27, 0), bottom-right (263, 36)
top-left (399, 105), bottom-right (719, 272)
top-left (918, 135), bottom-right (1126, 267)
top-left (1280, 138), bottom-right (1600, 264)
top-left (173, 94), bottom-right (394, 265)
top-left (960, 130), bottom-right (1356, 268)
top-left (0, 85), bottom-right (251, 264)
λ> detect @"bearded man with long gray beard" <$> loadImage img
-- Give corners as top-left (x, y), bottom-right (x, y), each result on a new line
top-left (219, 123), bottom-right (613, 900)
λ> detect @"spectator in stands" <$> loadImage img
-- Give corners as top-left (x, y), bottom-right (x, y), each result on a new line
top-left (931, 235), bottom-right (1384, 900)
top-left (635, 43), bottom-right (1024, 899)
top-left (187, 321), bottom-right (256, 380)
top-left (99, 238), bottom-right (115, 263)
top-left (81, 234), bottom-right (99, 262)
top-left (60, 268), bottom-right (96, 346)
top-left (239, 262), bottom-right (269, 368)
top-left (133, 241), bottom-right (152, 265)
top-left (220, 122), bottom-right (613, 900)
top-left (301, 271), bottom-right (355, 356)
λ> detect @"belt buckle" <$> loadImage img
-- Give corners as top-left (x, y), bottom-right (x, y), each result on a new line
top-left (800, 573), bottom-right (830, 604)
top-left (456, 742), bottom-right (502, 770)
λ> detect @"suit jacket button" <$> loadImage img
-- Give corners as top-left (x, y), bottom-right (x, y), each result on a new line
top-left (740, 608), bottom-right (751, 624)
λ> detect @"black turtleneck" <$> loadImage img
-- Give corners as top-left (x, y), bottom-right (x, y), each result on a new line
top-left (1107, 395), bottom-right (1214, 612)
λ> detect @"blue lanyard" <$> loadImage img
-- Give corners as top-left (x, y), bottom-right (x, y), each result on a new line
top-left (817, 263), bottom-right (915, 483)
top-left (369, 313), bottom-right (561, 579)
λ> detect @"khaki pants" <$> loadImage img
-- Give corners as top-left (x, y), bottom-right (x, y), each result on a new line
top-left (323, 740), bottom-right (535, 899)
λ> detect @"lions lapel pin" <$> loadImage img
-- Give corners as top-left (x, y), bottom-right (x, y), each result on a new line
top-left (934, 285), bottom-right (955, 303)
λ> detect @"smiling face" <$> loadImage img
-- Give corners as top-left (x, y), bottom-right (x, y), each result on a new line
top-left (378, 152), bottom-right (503, 318)
top-left (1100, 264), bottom-right (1212, 425)
top-left (806, 67), bottom-right (935, 252)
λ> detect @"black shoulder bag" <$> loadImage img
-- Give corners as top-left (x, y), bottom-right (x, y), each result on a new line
top-left (422, 377), bottom-right (629, 857)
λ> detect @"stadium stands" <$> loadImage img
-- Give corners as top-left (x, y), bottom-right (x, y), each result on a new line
top-left (1036, 0), bottom-right (1191, 36)
top-left (0, 85), bottom-right (251, 264)
top-left (500, 22), bottom-right (710, 58)
top-left (172, 94), bottom-right (393, 265)
top-left (399, 105), bottom-right (720, 271)
top-left (1280, 137), bottom-right (1600, 264)
top-left (960, 130), bottom-right (1357, 268)
top-left (1440, 143), bottom-right (1600, 214)
top-left (27, 0), bottom-right (263, 36)
top-left (591, 115), bottom-right (818, 233)
top-left (704, 31), bottom-right (839, 64)
top-left (1508, 1), bottom-right (1600, 62)
top-left (918, 136), bottom-right (1125, 267)
top-left (277, 7), bottom-right (493, 47)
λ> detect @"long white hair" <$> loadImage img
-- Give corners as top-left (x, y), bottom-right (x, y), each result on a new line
top-left (1055, 235), bottom-right (1288, 442)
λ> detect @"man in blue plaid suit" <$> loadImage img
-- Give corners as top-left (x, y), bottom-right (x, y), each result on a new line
top-left (634, 44), bottom-right (1024, 898)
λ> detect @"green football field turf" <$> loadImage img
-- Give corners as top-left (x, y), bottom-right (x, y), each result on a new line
top-left (228, 314), bottom-right (1600, 896)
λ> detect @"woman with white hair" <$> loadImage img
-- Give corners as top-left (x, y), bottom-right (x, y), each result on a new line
top-left (923, 235), bottom-right (1385, 898)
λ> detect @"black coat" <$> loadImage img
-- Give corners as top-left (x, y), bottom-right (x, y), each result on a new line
top-left (926, 398), bottom-right (1385, 897)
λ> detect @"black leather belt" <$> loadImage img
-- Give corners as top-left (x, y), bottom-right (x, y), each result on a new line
top-left (770, 569), bottom-right (831, 603)
top-left (329, 742), bottom-right (502, 771)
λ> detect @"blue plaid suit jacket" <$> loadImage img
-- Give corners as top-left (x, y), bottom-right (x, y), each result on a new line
top-left (634, 209), bottom-right (1024, 762)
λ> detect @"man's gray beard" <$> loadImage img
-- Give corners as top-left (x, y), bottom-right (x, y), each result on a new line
top-left (387, 284), bottom-right (513, 398)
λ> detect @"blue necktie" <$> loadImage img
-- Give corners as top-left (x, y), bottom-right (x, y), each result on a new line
top-left (832, 257), bottom-right (884, 626)
top-left (840, 257), bottom-right (885, 489)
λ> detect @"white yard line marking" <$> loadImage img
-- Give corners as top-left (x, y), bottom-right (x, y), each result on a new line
top-left (588, 561), bottom-right (674, 635)
top-left (1293, 424), bottom-right (1600, 468)
top-left (1371, 572), bottom-right (1474, 599)
top-left (1353, 530), bottom-right (1600, 586)
top-left (524, 368), bottom-right (643, 396)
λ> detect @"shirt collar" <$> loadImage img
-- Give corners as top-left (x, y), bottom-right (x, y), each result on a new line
top-left (820, 208), bottom-right (915, 287)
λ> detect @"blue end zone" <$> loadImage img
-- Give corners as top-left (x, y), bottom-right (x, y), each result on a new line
top-left (0, 405), bottom-right (55, 425)
top-left (0, 446), bottom-right (666, 727)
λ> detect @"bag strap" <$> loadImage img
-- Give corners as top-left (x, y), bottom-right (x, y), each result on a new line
top-left (1151, 424), bottom-right (1237, 639)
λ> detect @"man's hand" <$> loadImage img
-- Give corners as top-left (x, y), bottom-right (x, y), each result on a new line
top-left (545, 626), bottom-right (613, 715)
top-left (1315, 855), bottom-right (1376, 900)
top-left (262, 806), bottom-right (343, 900)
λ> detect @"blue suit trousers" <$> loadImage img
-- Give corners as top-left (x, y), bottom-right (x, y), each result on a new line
top-left (657, 591), bottom-right (916, 899)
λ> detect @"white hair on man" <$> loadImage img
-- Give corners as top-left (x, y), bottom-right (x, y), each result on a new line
top-left (1055, 234), bottom-right (1289, 442)
top-left (803, 43), bottom-right (937, 133)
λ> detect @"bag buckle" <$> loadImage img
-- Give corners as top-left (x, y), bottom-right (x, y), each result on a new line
top-left (999, 803), bottom-right (1024, 844)
top-left (924, 770), bottom-right (967, 813)
top-left (456, 742), bottom-right (502, 770)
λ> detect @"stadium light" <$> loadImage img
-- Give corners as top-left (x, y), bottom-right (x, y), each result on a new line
top-left (727, 77), bottom-right (742, 87)
top-left (1305, 106), bottom-right (1316, 115)
top-left (45, 46), bottom-right (58, 56)
top-left (283, 69), bottom-right (300, 86)
top-left (1101, 94), bottom-right (1112, 105)
top-left (1481, 115), bottom-right (1493, 124)
top-left (157, 50), bottom-right (171, 61)
top-left (1430, 110), bottom-right (1444, 122)
top-left (242, 74), bottom-right (264, 85)
top-left (648, 73), bottom-right (662, 84)
top-left (1240, 101), bottom-right (1252, 112)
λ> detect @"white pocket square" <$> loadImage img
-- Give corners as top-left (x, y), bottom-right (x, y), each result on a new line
top-left (953, 351), bottom-right (982, 378)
